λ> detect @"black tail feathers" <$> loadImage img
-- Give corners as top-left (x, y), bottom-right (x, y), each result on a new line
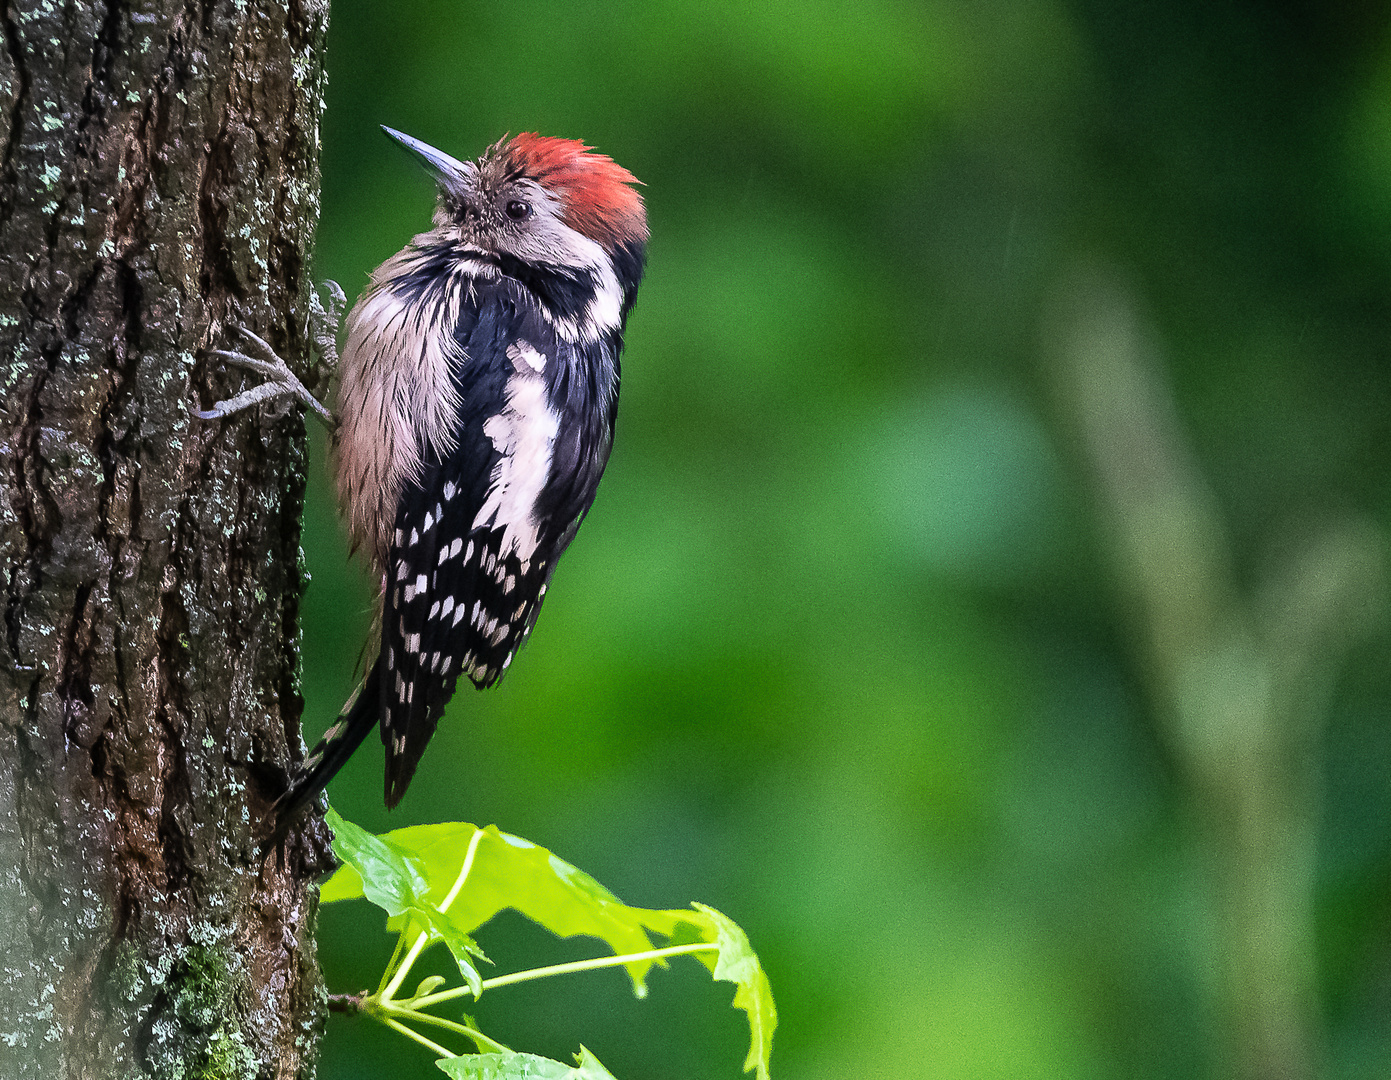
top-left (262, 663), bottom-right (381, 858)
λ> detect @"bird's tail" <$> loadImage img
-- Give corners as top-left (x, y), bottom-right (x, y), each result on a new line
top-left (263, 661), bottom-right (382, 856)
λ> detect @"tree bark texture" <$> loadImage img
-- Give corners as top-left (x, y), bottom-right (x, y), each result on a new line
top-left (0, 2), bottom-right (330, 1076)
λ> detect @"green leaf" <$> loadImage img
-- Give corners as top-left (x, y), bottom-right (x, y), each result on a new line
top-left (325, 812), bottom-right (776, 1076)
top-left (411, 976), bottom-right (447, 1000)
top-left (323, 807), bottom-right (428, 916)
top-left (325, 820), bottom-right (660, 995)
top-left (690, 904), bottom-right (777, 1080)
top-left (638, 906), bottom-right (777, 1080)
top-left (324, 808), bottom-right (484, 995)
top-left (424, 904), bottom-right (487, 999)
top-left (436, 1047), bottom-right (617, 1080)
top-left (318, 861), bottom-right (365, 904)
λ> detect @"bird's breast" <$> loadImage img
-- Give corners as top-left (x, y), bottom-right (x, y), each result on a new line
top-left (335, 270), bottom-right (466, 572)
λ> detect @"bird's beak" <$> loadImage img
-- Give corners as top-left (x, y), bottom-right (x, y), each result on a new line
top-left (381, 126), bottom-right (472, 187)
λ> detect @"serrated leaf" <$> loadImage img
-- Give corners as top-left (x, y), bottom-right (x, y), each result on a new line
top-left (324, 809), bottom-right (484, 995)
top-left (436, 1047), bottom-right (617, 1080)
top-left (638, 905), bottom-right (777, 1080)
top-left (323, 807), bottom-right (428, 916)
top-left (324, 820), bottom-right (659, 995)
top-left (325, 813), bottom-right (776, 1077)
top-left (690, 904), bottom-right (777, 1080)
top-left (424, 903), bottom-right (486, 998)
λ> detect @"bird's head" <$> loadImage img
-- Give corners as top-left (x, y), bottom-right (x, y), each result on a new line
top-left (384, 127), bottom-right (647, 277)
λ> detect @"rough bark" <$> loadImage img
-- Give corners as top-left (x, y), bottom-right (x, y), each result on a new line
top-left (0, 1), bottom-right (331, 1077)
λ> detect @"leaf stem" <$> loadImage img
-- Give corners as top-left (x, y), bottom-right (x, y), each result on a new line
top-left (377, 927), bottom-right (410, 995)
top-left (380, 827), bottom-right (487, 1002)
top-left (380, 919), bottom-right (432, 1003)
top-left (379, 1004), bottom-right (509, 1053)
top-left (410, 942), bottom-right (719, 1010)
top-left (381, 1016), bottom-right (454, 1059)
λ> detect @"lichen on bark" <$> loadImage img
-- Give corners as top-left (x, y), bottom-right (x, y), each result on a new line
top-left (0, 1), bottom-right (332, 1076)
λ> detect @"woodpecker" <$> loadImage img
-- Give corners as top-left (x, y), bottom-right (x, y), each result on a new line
top-left (201, 128), bottom-right (647, 846)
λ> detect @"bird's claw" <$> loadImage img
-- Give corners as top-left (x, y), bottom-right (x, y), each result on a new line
top-left (198, 318), bottom-right (337, 428)
top-left (307, 280), bottom-right (345, 392)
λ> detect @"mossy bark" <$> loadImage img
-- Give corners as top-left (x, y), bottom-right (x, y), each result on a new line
top-left (0, 1), bottom-right (331, 1076)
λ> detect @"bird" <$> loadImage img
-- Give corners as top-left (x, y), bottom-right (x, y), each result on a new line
top-left (200, 127), bottom-right (647, 849)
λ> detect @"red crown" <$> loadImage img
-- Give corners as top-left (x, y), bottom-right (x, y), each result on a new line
top-left (505, 133), bottom-right (647, 249)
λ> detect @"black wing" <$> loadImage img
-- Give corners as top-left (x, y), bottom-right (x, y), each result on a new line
top-left (379, 277), bottom-right (621, 807)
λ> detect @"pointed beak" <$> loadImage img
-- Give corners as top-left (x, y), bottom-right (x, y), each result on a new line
top-left (381, 126), bottom-right (471, 186)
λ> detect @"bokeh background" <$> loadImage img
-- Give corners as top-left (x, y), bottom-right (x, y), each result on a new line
top-left (302, 3), bottom-right (1391, 1078)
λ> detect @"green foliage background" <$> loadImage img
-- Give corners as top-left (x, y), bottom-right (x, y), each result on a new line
top-left (303, 2), bottom-right (1391, 1077)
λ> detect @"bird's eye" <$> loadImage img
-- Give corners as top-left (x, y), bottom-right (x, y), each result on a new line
top-left (505, 199), bottom-right (532, 221)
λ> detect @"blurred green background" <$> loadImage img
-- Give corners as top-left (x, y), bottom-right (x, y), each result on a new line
top-left (302, 2), bottom-right (1391, 1078)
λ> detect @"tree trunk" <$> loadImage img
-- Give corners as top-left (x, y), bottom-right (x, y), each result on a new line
top-left (0, 2), bottom-right (330, 1076)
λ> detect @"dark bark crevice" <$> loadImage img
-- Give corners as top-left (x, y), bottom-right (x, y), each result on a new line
top-left (0, 1), bottom-right (30, 221)
top-left (0, 1), bottom-right (332, 1076)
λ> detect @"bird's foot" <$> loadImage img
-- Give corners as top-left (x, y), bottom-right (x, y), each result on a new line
top-left (198, 281), bottom-right (345, 429)
top-left (308, 280), bottom-right (346, 390)
top-left (197, 325), bottom-right (335, 427)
